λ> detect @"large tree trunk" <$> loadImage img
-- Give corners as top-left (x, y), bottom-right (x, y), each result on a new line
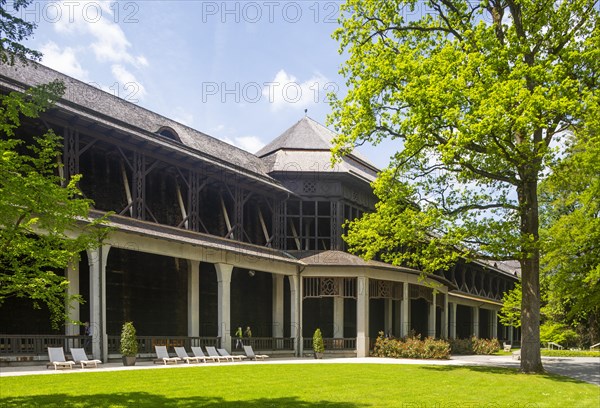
top-left (519, 178), bottom-right (544, 373)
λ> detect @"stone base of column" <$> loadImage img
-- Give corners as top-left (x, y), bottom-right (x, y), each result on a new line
top-left (356, 335), bottom-right (370, 358)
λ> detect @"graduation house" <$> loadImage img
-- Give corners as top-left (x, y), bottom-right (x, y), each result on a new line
top-left (0, 62), bottom-right (520, 362)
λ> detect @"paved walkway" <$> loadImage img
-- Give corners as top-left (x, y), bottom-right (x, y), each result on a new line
top-left (1, 355), bottom-right (598, 386)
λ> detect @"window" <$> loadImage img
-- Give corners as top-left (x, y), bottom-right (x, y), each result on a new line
top-left (284, 200), bottom-right (334, 250)
top-left (156, 127), bottom-right (180, 142)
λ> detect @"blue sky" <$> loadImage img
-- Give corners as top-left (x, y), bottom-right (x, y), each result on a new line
top-left (14, 0), bottom-right (397, 169)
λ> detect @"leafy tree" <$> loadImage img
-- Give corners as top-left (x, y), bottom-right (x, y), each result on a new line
top-left (540, 128), bottom-right (600, 347)
top-left (0, 0), bottom-right (106, 329)
top-left (539, 322), bottom-right (578, 347)
top-left (0, 0), bottom-right (42, 64)
top-left (499, 282), bottom-right (521, 329)
top-left (330, 0), bottom-right (599, 373)
top-left (0, 83), bottom-right (107, 329)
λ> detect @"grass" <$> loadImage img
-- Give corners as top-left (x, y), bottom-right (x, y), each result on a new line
top-left (541, 349), bottom-right (600, 358)
top-left (494, 348), bottom-right (519, 356)
top-left (1, 363), bottom-right (599, 407)
top-left (493, 348), bottom-right (600, 358)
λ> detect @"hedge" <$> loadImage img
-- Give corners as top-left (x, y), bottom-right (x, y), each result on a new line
top-left (372, 332), bottom-right (450, 359)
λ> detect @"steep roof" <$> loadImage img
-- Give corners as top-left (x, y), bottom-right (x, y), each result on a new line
top-left (0, 61), bottom-right (285, 192)
top-left (257, 117), bottom-right (379, 183)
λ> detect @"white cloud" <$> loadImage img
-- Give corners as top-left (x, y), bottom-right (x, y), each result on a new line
top-left (40, 42), bottom-right (89, 81)
top-left (234, 136), bottom-right (265, 153)
top-left (209, 124), bottom-right (265, 153)
top-left (110, 64), bottom-right (146, 100)
top-left (50, 1), bottom-right (148, 96)
top-left (263, 69), bottom-right (329, 112)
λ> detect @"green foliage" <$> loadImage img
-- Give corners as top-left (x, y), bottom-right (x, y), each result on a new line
top-left (540, 322), bottom-right (579, 347)
top-left (499, 282), bottom-right (522, 328)
top-left (540, 131), bottom-right (600, 346)
top-left (119, 322), bottom-right (138, 356)
top-left (0, 0), bottom-right (42, 64)
top-left (0, 83), bottom-right (107, 329)
top-left (373, 332), bottom-right (451, 359)
top-left (448, 337), bottom-right (500, 355)
top-left (312, 328), bottom-right (325, 353)
top-left (472, 338), bottom-right (501, 355)
top-left (1, 1), bottom-right (107, 330)
top-left (541, 349), bottom-right (600, 358)
top-left (330, 0), bottom-right (599, 372)
top-left (448, 338), bottom-right (474, 355)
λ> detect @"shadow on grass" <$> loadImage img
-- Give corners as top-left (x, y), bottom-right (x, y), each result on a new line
top-left (1, 393), bottom-right (368, 407)
top-left (417, 364), bottom-right (588, 385)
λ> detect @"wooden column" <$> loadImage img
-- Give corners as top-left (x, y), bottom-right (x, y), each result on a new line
top-left (356, 276), bottom-right (369, 357)
top-left (188, 260), bottom-right (200, 337)
top-left (215, 263), bottom-right (233, 352)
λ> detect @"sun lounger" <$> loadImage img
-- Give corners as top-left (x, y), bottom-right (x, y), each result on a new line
top-left (71, 348), bottom-right (102, 368)
top-left (243, 345), bottom-right (269, 361)
top-left (206, 346), bottom-right (230, 362)
top-left (217, 348), bottom-right (247, 362)
top-left (153, 345), bottom-right (181, 365)
top-left (191, 346), bottom-right (221, 363)
top-left (46, 347), bottom-right (76, 370)
top-left (174, 346), bottom-right (206, 364)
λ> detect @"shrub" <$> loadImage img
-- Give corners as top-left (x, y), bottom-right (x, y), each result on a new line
top-left (312, 328), bottom-right (325, 353)
top-left (120, 321), bottom-right (138, 357)
top-left (372, 332), bottom-right (450, 359)
top-left (449, 337), bottom-right (500, 355)
top-left (540, 322), bottom-right (579, 347)
top-left (448, 338), bottom-right (473, 355)
top-left (472, 338), bottom-right (500, 354)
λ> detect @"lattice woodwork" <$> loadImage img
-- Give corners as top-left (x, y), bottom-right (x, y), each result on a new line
top-left (369, 280), bottom-right (403, 300)
top-left (330, 201), bottom-right (339, 250)
top-left (409, 284), bottom-right (433, 303)
top-left (63, 127), bottom-right (79, 184)
top-left (436, 293), bottom-right (445, 310)
top-left (188, 170), bottom-right (201, 232)
top-left (303, 277), bottom-right (356, 299)
top-left (303, 181), bottom-right (317, 194)
top-left (132, 151), bottom-right (146, 220)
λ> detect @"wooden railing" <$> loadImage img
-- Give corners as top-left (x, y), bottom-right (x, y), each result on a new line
top-left (0, 335), bottom-right (219, 357)
top-left (303, 338), bottom-right (357, 351)
top-left (230, 337), bottom-right (295, 352)
top-left (0, 335), bottom-right (90, 356)
top-left (107, 336), bottom-right (220, 354)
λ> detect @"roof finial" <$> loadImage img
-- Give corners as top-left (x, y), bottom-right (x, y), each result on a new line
top-left (304, 108), bottom-right (308, 117)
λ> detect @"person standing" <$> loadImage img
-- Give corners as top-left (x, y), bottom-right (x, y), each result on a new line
top-left (83, 322), bottom-right (92, 350)
top-left (235, 326), bottom-right (243, 349)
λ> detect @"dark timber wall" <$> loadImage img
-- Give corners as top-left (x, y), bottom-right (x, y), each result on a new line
top-left (106, 249), bottom-right (188, 336)
top-left (231, 269), bottom-right (273, 337)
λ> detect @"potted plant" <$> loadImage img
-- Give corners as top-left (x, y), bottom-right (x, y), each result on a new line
top-left (313, 328), bottom-right (325, 359)
top-left (120, 321), bottom-right (138, 366)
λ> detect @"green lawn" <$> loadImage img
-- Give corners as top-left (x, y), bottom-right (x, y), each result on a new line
top-left (1, 364), bottom-right (598, 407)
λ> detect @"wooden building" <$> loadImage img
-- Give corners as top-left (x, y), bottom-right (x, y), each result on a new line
top-left (0, 62), bottom-right (520, 362)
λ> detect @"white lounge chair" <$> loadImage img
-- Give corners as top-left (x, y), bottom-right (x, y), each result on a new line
top-left (174, 346), bottom-right (205, 364)
top-left (153, 345), bottom-right (181, 365)
top-left (503, 342), bottom-right (512, 352)
top-left (217, 348), bottom-right (247, 362)
top-left (206, 346), bottom-right (230, 362)
top-left (191, 346), bottom-right (221, 363)
top-left (243, 345), bottom-right (269, 361)
top-left (71, 348), bottom-right (102, 368)
top-left (46, 347), bottom-right (76, 370)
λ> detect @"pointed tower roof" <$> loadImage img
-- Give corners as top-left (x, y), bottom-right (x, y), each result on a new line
top-left (257, 117), bottom-right (379, 182)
